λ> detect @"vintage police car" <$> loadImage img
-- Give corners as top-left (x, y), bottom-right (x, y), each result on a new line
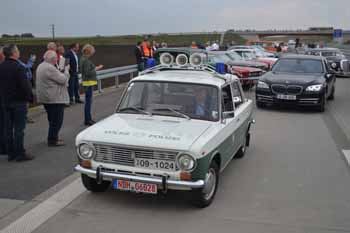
top-left (74, 50), bottom-right (255, 207)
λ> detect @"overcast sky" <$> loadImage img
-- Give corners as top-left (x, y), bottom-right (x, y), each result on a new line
top-left (0, 0), bottom-right (349, 37)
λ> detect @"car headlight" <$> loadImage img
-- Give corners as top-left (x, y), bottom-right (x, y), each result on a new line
top-left (177, 154), bottom-right (196, 171)
top-left (78, 143), bottom-right (95, 160)
top-left (257, 81), bottom-right (269, 89)
top-left (306, 84), bottom-right (323, 92)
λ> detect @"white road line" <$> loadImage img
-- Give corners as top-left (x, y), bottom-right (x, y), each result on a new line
top-left (343, 150), bottom-right (350, 166)
top-left (0, 178), bottom-right (85, 233)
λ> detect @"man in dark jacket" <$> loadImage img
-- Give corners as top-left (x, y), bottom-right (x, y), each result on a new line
top-left (0, 46), bottom-right (6, 154)
top-left (65, 43), bottom-right (83, 105)
top-left (135, 41), bottom-right (144, 72)
top-left (0, 44), bottom-right (34, 161)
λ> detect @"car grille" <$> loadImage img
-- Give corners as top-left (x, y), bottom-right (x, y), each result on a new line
top-left (271, 84), bottom-right (303, 95)
top-left (93, 144), bottom-right (178, 166)
top-left (249, 71), bottom-right (262, 77)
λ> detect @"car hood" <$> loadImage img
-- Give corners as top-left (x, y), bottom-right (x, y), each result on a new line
top-left (262, 72), bottom-right (325, 85)
top-left (76, 114), bottom-right (212, 152)
top-left (228, 60), bottom-right (267, 69)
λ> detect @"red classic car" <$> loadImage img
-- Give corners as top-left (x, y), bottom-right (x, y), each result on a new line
top-left (230, 66), bottom-right (263, 88)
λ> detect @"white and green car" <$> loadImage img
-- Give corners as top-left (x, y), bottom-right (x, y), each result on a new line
top-left (75, 54), bottom-right (255, 207)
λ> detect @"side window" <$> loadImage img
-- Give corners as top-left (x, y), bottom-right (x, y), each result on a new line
top-left (222, 85), bottom-right (234, 112)
top-left (232, 82), bottom-right (243, 108)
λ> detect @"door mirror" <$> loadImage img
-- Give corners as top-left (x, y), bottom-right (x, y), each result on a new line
top-left (222, 111), bottom-right (235, 119)
top-left (326, 73), bottom-right (333, 79)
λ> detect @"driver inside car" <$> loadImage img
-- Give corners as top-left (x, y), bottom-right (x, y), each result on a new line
top-left (193, 87), bottom-right (210, 118)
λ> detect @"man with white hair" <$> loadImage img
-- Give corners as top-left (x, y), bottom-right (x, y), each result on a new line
top-left (36, 50), bottom-right (70, 147)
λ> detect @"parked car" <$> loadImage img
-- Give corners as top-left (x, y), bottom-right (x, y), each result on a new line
top-left (208, 51), bottom-right (265, 87)
top-left (74, 49), bottom-right (255, 208)
top-left (256, 55), bottom-right (336, 112)
top-left (228, 45), bottom-right (276, 58)
top-left (305, 48), bottom-right (350, 77)
top-left (230, 49), bottom-right (277, 69)
top-left (209, 51), bottom-right (268, 70)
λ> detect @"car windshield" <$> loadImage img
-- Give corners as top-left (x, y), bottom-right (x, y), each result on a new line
top-left (321, 51), bottom-right (338, 57)
top-left (209, 54), bottom-right (232, 63)
top-left (272, 59), bottom-right (324, 74)
top-left (226, 51), bottom-right (243, 61)
top-left (236, 51), bottom-right (256, 59)
top-left (118, 81), bottom-right (219, 121)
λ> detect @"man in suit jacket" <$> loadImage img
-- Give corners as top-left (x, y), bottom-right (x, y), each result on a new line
top-left (135, 42), bottom-right (144, 72)
top-left (65, 43), bottom-right (83, 105)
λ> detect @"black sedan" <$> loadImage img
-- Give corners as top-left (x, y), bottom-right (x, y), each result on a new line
top-left (256, 55), bottom-right (336, 112)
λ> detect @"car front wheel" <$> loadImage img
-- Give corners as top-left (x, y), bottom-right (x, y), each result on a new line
top-left (81, 174), bottom-right (111, 192)
top-left (191, 161), bottom-right (219, 208)
top-left (317, 92), bottom-right (327, 112)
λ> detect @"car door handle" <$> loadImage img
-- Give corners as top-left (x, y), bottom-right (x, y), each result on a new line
top-left (236, 118), bottom-right (240, 122)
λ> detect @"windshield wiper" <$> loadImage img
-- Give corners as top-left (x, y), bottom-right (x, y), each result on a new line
top-left (118, 107), bottom-right (152, 116)
top-left (152, 108), bottom-right (191, 120)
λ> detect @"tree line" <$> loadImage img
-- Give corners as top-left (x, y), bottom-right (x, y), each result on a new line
top-left (2, 33), bottom-right (35, 38)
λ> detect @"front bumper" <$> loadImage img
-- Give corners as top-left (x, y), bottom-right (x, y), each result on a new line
top-left (256, 89), bottom-right (323, 106)
top-left (75, 165), bottom-right (205, 189)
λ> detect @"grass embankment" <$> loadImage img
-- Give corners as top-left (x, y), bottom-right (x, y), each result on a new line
top-left (0, 33), bottom-right (246, 46)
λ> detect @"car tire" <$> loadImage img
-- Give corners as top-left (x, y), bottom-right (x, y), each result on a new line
top-left (317, 92), bottom-right (326, 112)
top-left (256, 101), bottom-right (265, 108)
top-left (191, 161), bottom-right (219, 208)
top-left (235, 134), bottom-right (248, 159)
top-left (328, 86), bottom-right (335, 100)
top-left (81, 174), bottom-right (111, 192)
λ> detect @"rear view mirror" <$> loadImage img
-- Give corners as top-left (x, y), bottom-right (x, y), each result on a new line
top-left (326, 73), bottom-right (333, 79)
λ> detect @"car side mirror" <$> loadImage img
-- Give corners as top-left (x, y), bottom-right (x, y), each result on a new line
top-left (222, 111), bottom-right (235, 119)
top-left (326, 73), bottom-right (333, 79)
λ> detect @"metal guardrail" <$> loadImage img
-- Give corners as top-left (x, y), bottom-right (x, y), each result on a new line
top-left (81, 64), bottom-right (138, 93)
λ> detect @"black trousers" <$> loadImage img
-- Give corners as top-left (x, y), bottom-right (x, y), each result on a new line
top-left (43, 104), bottom-right (65, 143)
top-left (0, 105), bottom-right (7, 154)
top-left (68, 74), bottom-right (81, 102)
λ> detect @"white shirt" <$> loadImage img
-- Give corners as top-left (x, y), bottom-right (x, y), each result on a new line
top-left (212, 43), bottom-right (219, 51)
top-left (72, 50), bottom-right (79, 72)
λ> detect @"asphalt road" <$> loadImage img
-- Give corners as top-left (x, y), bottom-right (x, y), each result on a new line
top-left (0, 78), bottom-right (350, 233)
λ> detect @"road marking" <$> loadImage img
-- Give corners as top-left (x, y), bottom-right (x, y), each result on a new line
top-left (343, 150), bottom-right (350, 166)
top-left (0, 178), bottom-right (85, 233)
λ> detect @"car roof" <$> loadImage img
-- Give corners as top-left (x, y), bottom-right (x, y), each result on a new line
top-left (155, 47), bottom-right (206, 54)
top-left (231, 49), bottom-right (255, 52)
top-left (132, 70), bottom-right (234, 87)
top-left (280, 54), bottom-right (325, 60)
top-left (306, 48), bottom-right (340, 52)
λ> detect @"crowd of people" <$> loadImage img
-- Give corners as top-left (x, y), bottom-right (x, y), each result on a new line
top-left (0, 41), bottom-right (102, 162)
top-left (134, 39), bottom-right (222, 71)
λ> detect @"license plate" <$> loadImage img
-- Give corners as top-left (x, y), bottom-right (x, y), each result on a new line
top-left (113, 180), bottom-right (157, 194)
top-left (135, 158), bottom-right (176, 172)
top-left (276, 94), bottom-right (296, 100)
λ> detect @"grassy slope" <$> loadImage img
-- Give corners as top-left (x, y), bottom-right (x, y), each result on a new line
top-left (0, 33), bottom-right (246, 46)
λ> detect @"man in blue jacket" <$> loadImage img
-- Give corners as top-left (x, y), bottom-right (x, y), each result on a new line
top-left (65, 43), bottom-right (83, 105)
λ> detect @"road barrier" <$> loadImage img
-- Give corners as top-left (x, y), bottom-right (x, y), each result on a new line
top-left (84, 64), bottom-right (138, 93)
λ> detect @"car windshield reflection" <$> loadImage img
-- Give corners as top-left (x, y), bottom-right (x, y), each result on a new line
top-left (118, 81), bottom-right (219, 122)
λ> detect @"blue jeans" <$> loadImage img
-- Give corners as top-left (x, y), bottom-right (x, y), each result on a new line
top-left (68, 74), bottom-right (81, 102)
top-left (84, 86), bottom-right (93, 123)
top-left (43, 104), bottom-right (65, 143)
top-left (5, 103), bottom-right (27, 159)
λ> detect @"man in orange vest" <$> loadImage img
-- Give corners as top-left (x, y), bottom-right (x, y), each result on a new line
top-left (191, 41), bottom-right (198, 49)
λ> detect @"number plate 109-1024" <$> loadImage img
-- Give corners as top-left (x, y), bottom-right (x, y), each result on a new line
top-left (134, 158), bottom-right (176, 172)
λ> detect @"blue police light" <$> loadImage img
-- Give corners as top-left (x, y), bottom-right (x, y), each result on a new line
top-left (215, 62), bottom-right (226, 74)
top-left (146, 58), bottom-right (156, 68)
